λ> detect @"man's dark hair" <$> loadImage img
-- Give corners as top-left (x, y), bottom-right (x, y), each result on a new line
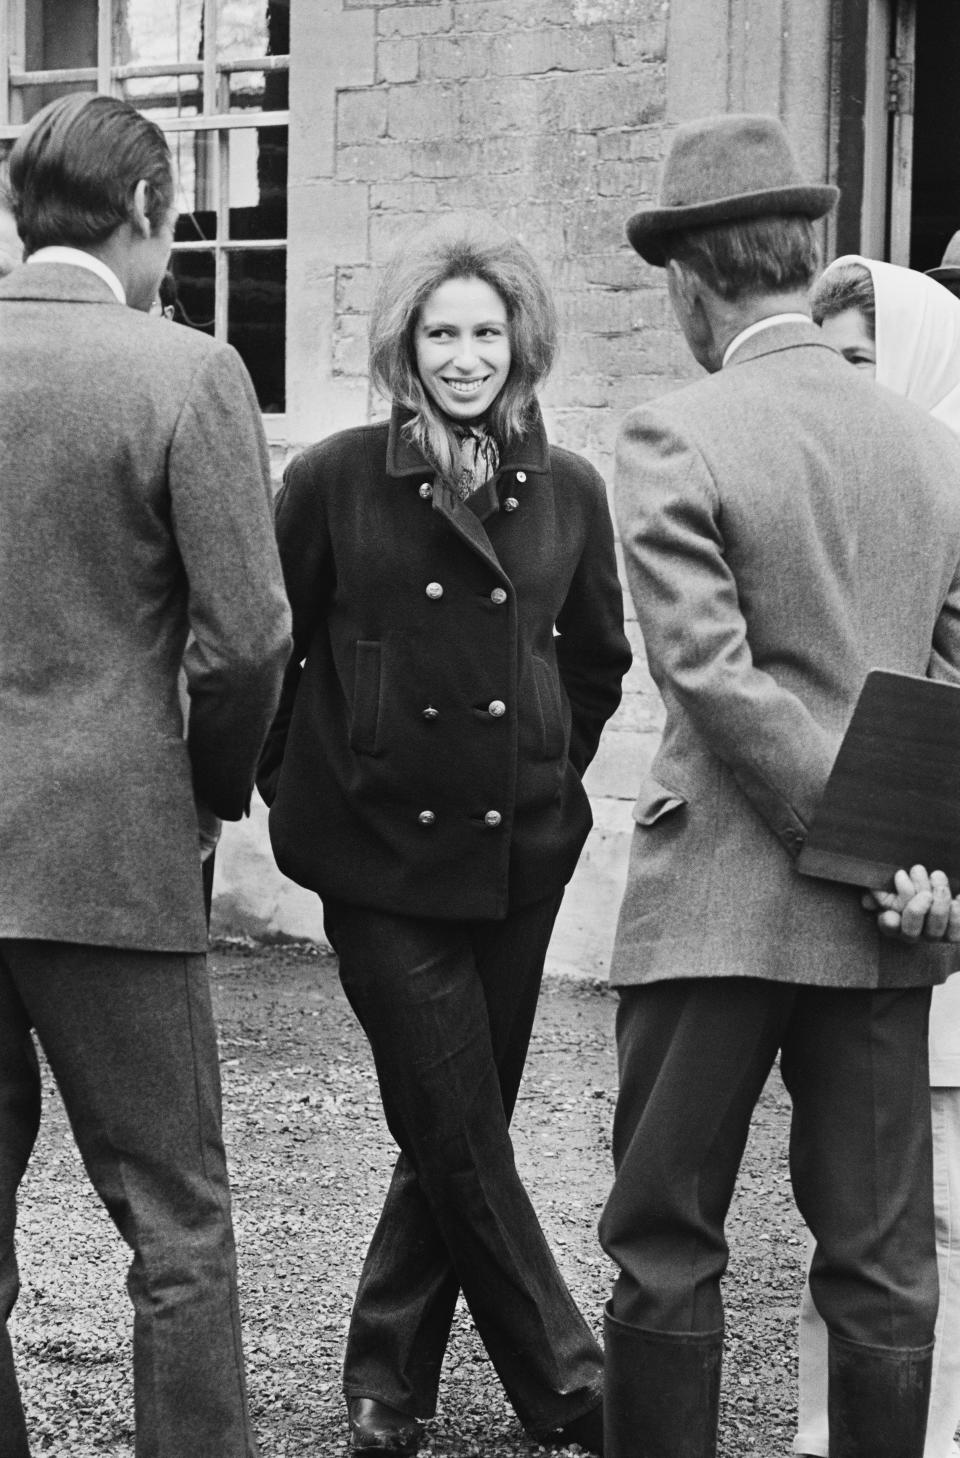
top-left (661, 214), bottom-right (821, 301)
top-left (8, 93), bottom-right (173, 256)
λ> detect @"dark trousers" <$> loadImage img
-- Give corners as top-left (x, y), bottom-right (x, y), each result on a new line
top-left (0, 941), bottom-right (257, 1458)
top-left (599, 977), bottom-right (938, 1346)
top-left (323, 895), bottom-right (603, 1432)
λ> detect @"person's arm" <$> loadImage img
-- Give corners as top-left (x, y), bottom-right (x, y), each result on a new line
top-left (554, 459), bottom-right (632, 775)
top-left (615, 403), bottom-right (838, 856)
top-left (170, 345), bottom-right (292, 820)
top-left (255, 449), bottom-right (333, 807)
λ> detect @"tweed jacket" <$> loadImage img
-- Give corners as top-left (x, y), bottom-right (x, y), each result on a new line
top-left (0, 263), bottom-right (291, 952)
top-left (612, 319), bottom-right (960, 990)
top-left (257, 406), bottom-right (631, 920)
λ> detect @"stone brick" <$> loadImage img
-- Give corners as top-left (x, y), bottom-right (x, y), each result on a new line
top-left (452, 0), bottom-right (572, 32)
top-left (613, 19), bottom-right (668, 64)
top-left (333, 314), bottom-right (370, 376)
top-left (336, 87), bottom-right (388, 145)
top-left (596, 157), bottom-right (660, 200)
top-left (596, 124), bottom-right (665, 162)
top-left (456, 75), bottom-right (542, 135)
top-left (337, 140), bottom-right (414, 182)
top-left (335, 264), bottom-right (376, 314)
top-left (487, 25), bottom-right (615, 77)
top-left (377, 2), bottom-right (454, 36)
top-left (386, 80), bottom-right (461, 138)
top-left (371, 178), bottom-right (441, 211)
top-left (419, 34), bottom-right (493, 79)
top-left (536, 66), bottom-right (664, 133)
top-left (377, 37), bottom-right (420, 83)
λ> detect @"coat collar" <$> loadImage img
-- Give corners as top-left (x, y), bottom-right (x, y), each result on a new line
top-left (385, 402), bottom-right (550, 480)
top-left (0, 261), bottom-right (121, 307)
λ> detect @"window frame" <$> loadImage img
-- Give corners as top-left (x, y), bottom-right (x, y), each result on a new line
top-left (0, 0), bottom-right (289, 435)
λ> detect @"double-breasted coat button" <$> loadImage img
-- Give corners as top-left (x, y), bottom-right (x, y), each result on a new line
top-left (483, 810), bottom-right (502, 828)
top-left (419, 483), bottom-right (432, 499)
top-left (425, 582), bottom-right (444, 599)
top-left (422, 706), bottom-right (439, 721)
top-left (418, 810), bottom-right (436, 827)
top-left (488, 700), bottom-right (506, 718)
top-left (490, 586), bottom-right (507, 604)
top-left (504, 498), bottom-right (518, 512)
top-left (515, 471), bottom-right (527, 483)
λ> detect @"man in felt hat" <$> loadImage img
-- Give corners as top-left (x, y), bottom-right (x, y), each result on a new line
top-left (927, 229), bottom-right (960, 299)
top-left (599, 112), bottom-right (960, 1458)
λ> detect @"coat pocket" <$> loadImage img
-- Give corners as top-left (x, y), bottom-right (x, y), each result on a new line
top-left (531, 655), bottom-right (567, 760)
top-left (349, 640), bottom-right (383, 755)
top-left (633, 775), bottom-right (688, 825)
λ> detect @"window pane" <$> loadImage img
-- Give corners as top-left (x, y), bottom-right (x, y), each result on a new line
top-left (227, 126), bottom-right (287, 241)
top-left (217, 0), bottom-right (289, 62)
top-left (170, 131), bottom-right (219, 242)
top-left (117, 0), bottom-right (203, 70)
top-left (17, 0), bottom-right (95, 121)
top-left (168, 250), bottom-right (216, 336)
top-left (228, 67), bottom-right (289, 115)
top-left (229, 250), bottom-right (286, 413)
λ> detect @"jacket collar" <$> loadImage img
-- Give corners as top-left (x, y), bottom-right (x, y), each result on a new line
top-left (385, 402), bottom-right (550, 480)
top-left (0, 261), bottom-right (121, 306)
top-left (723, 317), bottom-right (832, 368)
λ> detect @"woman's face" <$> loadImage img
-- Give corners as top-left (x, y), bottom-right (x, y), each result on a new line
top-left (414, 276), bottom-right (512, 422)
top-left (819, 307), bottom-right (877, 376)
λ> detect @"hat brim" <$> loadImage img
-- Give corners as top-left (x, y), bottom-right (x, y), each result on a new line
top-left (626, 184), bottom-right (840, 266)
top-left (926, 266), bottom-right (960, 282)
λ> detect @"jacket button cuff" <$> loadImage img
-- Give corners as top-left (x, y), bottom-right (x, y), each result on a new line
top-left (418, 810), bottom-right (437, 827)
top-left (422, 706), bottom-right (439, 721)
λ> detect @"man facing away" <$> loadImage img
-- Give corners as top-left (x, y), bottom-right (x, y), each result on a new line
top-left (0, 95), bottom-right (291, 1455)
top-left (600, 113), bottom-right (960, 1458)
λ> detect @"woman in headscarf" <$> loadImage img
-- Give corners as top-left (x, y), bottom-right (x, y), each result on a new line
top-left (792, 255), bottom-right (960, 1458)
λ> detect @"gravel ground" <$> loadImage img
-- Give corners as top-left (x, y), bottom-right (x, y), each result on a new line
top-left (10, 943), bottom-right (806, 1455)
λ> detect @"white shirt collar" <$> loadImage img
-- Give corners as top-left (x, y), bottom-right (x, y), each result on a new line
top-left (721, 312), bottom-right (811, 369)
top-left (27, 246), bottom-right (126, 305)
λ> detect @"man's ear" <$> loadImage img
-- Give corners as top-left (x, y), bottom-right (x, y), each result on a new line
top-left (665, 258), bottom-right (698, 311)
top-left (129, 180), bottom-right (152, 239)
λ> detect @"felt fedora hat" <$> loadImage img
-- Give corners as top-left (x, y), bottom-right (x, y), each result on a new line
top-left (626, 113), bottom-right (839, 267)
top-left (926, 229), bottom-right (960, 282)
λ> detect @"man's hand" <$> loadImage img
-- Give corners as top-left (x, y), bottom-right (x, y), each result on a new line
top-left (863, 865), bottom-right (960, 943)
top-left (197, 801), bottom-right (222, 864)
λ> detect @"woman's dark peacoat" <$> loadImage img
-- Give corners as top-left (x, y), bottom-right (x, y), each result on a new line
top-left (257, 405), bottom-right (631, 921)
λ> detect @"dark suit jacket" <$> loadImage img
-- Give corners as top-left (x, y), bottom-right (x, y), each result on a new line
top-left (258, 406), bottom-right (631, 920)
top-left (613, 320), bottom-right (960, 990)
top-left (0, 263), bottom-right (291, 952)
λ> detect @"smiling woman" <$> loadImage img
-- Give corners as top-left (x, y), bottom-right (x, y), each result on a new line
top-left (255, 217), bottom-right (632, 1455)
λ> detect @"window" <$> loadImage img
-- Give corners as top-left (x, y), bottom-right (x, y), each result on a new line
top-left (0, 0), bottom-right (289, 421)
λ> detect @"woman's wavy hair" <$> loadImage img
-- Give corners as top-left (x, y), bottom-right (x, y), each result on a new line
top-left (810, 260), bottom-right (876, 338)
top-left (369, 217), bottom-right (558, 483)
top-left (8, 93), bottom-right (173, 255)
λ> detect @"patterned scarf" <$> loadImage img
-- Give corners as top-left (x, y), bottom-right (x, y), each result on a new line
top-left (453, 424), bottom-right (500, 500)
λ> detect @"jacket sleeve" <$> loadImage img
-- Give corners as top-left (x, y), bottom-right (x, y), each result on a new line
top-left (170, 345), bottom-right (292, 820)
top-left (615, 403), bottom-right (837, 857)
top-left (256, 449), bottom-right (333, 807)
top-left (555, 459), bottom-right (632, 775)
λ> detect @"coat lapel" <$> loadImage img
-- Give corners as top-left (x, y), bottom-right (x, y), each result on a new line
top-left (385, 404), bottom-right (550, 580)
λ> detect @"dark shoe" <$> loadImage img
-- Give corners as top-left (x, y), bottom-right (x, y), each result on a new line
top-left (828, 1332), bottom-right (933, 1458)
top-left (544, 1400), bottom-right (604, 1453)
top-left (348, 1396), bottom-right (421, 1453)
top-left (603, 1304), bottom-right (723, 1458)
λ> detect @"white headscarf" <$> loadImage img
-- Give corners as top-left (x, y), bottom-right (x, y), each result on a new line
top-left (824, 254), bottom-right (960, 437)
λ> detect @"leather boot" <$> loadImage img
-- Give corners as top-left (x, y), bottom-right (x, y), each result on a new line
top-left (603, 1304), bottom-right (723, 1458)
top-left (828, 1331), bottom-right (933, 1458)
